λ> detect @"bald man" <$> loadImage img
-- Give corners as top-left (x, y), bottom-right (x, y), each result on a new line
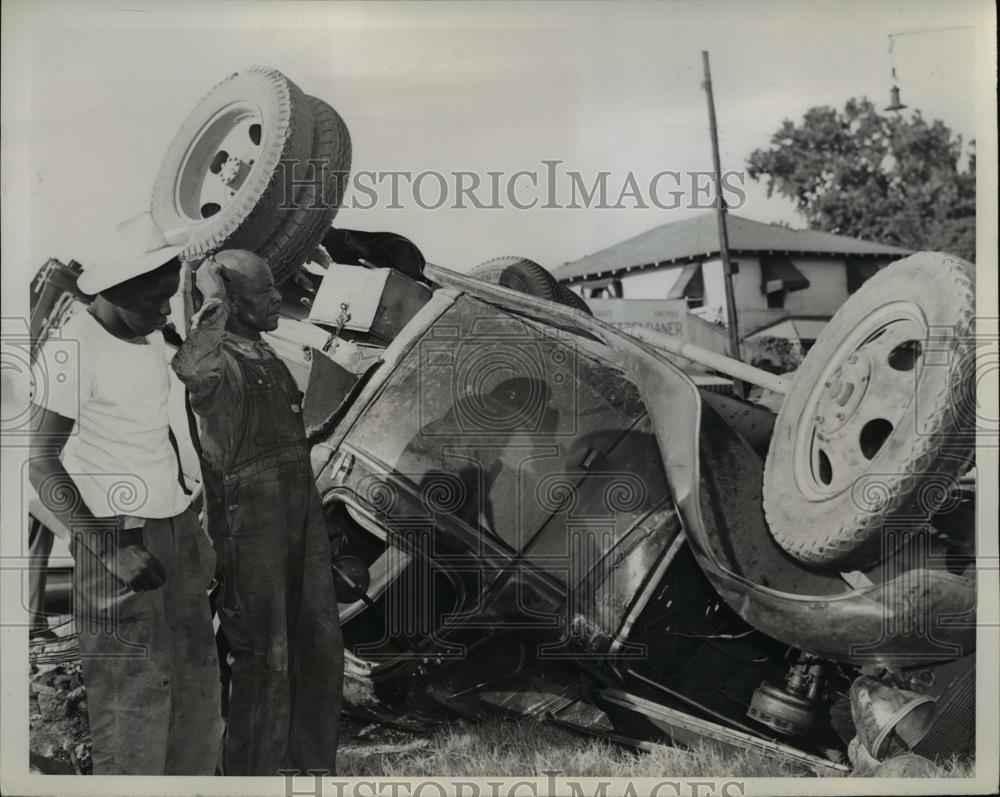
top-left (171, 251), bottom-right (343, 776)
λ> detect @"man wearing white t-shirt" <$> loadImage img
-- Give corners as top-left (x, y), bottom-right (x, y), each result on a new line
top-left (29, 214), bottom-right (222, 775)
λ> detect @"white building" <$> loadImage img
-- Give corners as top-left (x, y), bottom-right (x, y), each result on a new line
top-left (553, 213), bottom-right (910, 355)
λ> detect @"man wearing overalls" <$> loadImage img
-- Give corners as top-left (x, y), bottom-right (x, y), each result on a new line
top-left (171, 249), bottom-right (343, 776)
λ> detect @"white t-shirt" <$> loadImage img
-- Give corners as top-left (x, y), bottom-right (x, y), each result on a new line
top-left (32, 311), bottom-right (189, 519)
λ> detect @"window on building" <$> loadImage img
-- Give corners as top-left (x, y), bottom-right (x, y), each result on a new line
top-left (684, 268), bottom-right (705, 308)
top-left (766, 288), bottom-right (786, 309)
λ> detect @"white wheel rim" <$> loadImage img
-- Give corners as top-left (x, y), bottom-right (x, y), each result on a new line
top-left (173, 101), bottom-right (265, 223)
top-left (792, 301), bottom-right (929, 501)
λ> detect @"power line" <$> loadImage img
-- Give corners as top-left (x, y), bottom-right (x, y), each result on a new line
top-left (888, 26), bottom-right (974, 42)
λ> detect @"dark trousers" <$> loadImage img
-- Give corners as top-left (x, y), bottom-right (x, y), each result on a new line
top-left (71, 508), bottom-right (223, 774)
top-left (213, 453), bottom-right (343, 776)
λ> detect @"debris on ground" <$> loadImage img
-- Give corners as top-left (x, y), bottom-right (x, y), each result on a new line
top-left (29, 660), bottom-right (92, 775)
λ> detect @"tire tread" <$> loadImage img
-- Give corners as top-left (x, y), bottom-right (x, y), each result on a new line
top-left (262, 95), bottom-right (352, 283)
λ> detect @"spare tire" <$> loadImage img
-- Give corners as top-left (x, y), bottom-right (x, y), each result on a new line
top-left (260, 95), bottom-right (352, 283)
top-left (470, 256), bottom-right (560, 303)
top-left (762, 252), bottom-right (976, 569)
top-left (151, 66), bottom-right (314, 258)
top-left (556, 283), bottom-right (592, 315)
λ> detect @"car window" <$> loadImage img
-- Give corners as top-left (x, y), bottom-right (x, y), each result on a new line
top-left (344, 295), bottom-right (648, 552)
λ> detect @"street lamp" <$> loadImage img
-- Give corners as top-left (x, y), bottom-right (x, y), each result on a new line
top-left (884, 68), bottom-right (907, 113)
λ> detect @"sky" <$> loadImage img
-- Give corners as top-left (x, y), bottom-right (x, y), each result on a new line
top-left (1, 0), bottom-right (993, 291)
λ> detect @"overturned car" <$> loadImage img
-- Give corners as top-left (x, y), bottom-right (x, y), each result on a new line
top-left (28, 66), bottom-right (978, 776)
top-left (300, 253), bottom-right (976, 776)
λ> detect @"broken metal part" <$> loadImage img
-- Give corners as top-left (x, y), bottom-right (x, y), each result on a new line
top-left (628, 669), bottom-right (767, 738)
top-left (596, 688), bottom-right (849, 776)
top-left (849, 675), bottom-right (936, 760)
top-left (624, 324), bottom-right (791, 396)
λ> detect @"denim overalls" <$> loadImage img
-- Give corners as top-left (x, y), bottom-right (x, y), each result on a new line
top-left (201, 344), bottom-right (343, 776)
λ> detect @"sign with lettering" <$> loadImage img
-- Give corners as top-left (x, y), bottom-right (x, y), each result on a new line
top-left (587, 299), bottom-right (691, 339)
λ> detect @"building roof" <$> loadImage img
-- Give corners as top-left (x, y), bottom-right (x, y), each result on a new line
top-left (552, 213), bottom-right (911, 283)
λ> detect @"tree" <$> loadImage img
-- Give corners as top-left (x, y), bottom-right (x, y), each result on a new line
top-left (747, 98), bottom-right (975, 261)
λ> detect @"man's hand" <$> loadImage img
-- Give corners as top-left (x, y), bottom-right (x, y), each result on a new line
top-left (194, 257), bottom-right (228, 302)
top-left (102, 544), bottom-right (167, 592)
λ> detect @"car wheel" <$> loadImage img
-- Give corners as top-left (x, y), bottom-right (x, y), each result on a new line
top-left (556, 283), bottom-right (592, 314)
top-left (470, 256), bottom-right (561, 303)
top-left (151, 66), bottom-right (314, 258)
top-left (260, 95), bottom-right (352, 283)
top-left (762, 252), bottom-right (976, 569)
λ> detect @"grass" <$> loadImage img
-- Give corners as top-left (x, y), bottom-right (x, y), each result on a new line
top-left (340, 717), bottom-right (814, 778)
top-left (338, 717), bottom-right (976, 780)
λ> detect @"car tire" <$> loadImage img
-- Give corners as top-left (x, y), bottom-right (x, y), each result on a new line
top-left (151, 66), bottom-right (314, 257)
top-left (762, 252), bottom-right (976, 569)
top-left (470, 256), bottom-right (561, 303)
top-left (259, 95), bottom-right (352, 283)
top-left (556, 283), bottom-right (592, 314)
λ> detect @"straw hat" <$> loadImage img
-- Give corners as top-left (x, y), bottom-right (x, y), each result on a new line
top-left (78, 212), bottom-right (192, 295)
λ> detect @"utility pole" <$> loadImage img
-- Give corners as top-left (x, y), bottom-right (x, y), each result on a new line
top-left (701, 51), bottom-right (742, 365)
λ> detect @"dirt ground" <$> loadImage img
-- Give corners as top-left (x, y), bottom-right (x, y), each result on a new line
top-left (29, 660), bottom-right (91, 775)
top-left (26, 618), bottom-right (432, 776)
top-left (28, 651), bottom-right (415, 777)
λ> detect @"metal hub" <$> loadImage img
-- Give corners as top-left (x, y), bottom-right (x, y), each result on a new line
top-left (218, 155), bottom-right (248, 187)
top-left (815, 352), bottom-right (872, 436)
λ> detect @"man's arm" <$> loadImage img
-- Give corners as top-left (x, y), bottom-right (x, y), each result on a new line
top-left (29, 407), bottom-right (165, 591)
top-left (29, 409), bottom-right (92, 535)
top-left (170, 260), bottom-right (231, 409)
